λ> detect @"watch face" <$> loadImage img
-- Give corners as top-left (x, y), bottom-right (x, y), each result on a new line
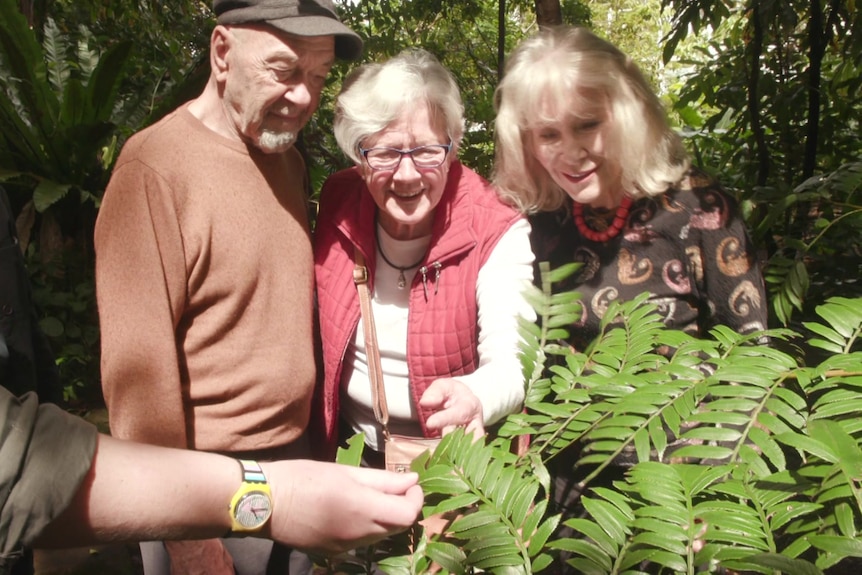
top-left (234, 491), bottom-right (272, 529)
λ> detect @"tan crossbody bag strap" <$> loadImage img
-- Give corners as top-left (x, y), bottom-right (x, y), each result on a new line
top-left (353, 248), bottom-right (391, 440)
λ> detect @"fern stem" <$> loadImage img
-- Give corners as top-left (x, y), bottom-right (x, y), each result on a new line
top-left (844, 325), bottom-right (862, 355)
top-left (780, 369), bottom-right (862, 380)
top-left (610, 538), bottom-right (635, 575)
top-left (745, 476), bottom-right (779, 554)
top-left (537, 402), bottom-right (595, 464)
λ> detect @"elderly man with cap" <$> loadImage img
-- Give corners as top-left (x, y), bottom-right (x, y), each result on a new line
top-left (94, 1), bottom-right (364, 573)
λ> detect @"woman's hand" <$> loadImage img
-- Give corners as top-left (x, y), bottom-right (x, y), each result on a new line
top-left (420, 378), bottom-right (485, 437)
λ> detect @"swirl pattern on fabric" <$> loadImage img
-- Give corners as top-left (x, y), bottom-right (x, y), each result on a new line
top-left (529, 169), bottom-right (768, 353)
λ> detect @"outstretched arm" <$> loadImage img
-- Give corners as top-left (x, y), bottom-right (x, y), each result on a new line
top-left (33, 434), bottom-right (423, 554)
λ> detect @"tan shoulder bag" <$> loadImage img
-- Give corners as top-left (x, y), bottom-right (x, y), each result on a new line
top-left (353, 249), bottom-right (439, 473)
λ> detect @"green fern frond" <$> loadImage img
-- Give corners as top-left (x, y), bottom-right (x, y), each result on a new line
top-left (425, 262), bottom-right (862, 573)
top-left (43, 18), bottom-right (70, 96)
top-left (809, 534), bottom-right (862, 559)
top-left (75, 24), bottom-right (99, 80)
top-left (613, 463), bottom-right (728, 573)
top-left (529, 398), bottom-right (599, 463)
top-left (810, 382), bottom-right (862, 423)
top-left (765, 255), bottom-right (808, 326)
top-left (698, 470), bottom-right (824, 573)
top-left (549, 486), bottom-right (635, 573)
top-left (767, 421), bottom-right (862, 556)
top-left (515, 262), bottom-right (582, 409)
top-left (584, 294), bottom-right (667, 373)
top-left (417, 430), bottom-right (556, 574)
top-left (807, 421), bottom-right (862, 509)
top-left (677, 340), bottom-right (803, 469)
top-left (580, 377), bottom-right (704, 470)
top-left (804, 297), bottom-right (862, 354)
top-left (727, 553), bottom-right (824, 575)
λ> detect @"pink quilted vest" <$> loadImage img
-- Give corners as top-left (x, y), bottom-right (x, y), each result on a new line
top-left (312, 162), bottom-right (522, 459)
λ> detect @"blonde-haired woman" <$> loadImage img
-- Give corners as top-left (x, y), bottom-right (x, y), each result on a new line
top-left (494, 25), bottom-right (767, 353)
top-left (492, 27), bottom-right (769, 570)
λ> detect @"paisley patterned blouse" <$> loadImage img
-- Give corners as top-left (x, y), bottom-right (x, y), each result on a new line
top-left (529, 170), bottom-right (768, 352)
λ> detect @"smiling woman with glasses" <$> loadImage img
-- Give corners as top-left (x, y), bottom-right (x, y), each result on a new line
top-left (311, 49), bottom-right (536, 480)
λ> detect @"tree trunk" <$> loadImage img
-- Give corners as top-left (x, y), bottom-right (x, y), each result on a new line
top-left (803, 0), bottom-right (827, 179)
top-left (18, 0), bottom-right (33, 24)
top-left (534, 0), bottom-right (562, 27)
top-left (747, 0), bottom-right (769, 186)
top-left (799, 0), bottom-right (841, 241)
top-left (498, 0), bottom-right (506, 83)
top-left (17, 0), bottom-right (45, 31)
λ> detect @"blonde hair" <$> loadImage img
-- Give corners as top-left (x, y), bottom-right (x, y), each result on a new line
top-left (493, 26), bottom-right (689, 213)
top-left (333, 48), bottom-right (464, 163)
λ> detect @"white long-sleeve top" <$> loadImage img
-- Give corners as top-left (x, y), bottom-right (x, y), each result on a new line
top-left (341, 219), bottom-right (536, 451)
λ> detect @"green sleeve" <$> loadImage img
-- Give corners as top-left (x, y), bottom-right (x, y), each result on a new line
top-left (0, 388), bottom-right (97, 568)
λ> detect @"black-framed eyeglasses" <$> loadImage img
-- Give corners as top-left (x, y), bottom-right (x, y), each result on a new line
top-left (359, 143), bottom-right (452, 171)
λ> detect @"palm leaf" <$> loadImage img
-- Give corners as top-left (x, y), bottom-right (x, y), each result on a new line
top-left (84, 39), bottom-right (132, 124)
top-left (0, 0), bottom-right (56, 132)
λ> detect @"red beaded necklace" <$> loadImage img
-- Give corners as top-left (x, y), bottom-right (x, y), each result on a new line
top-left (572, 196), bottom-right (633, 242)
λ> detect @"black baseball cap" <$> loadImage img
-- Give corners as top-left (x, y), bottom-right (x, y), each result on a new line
top-left (213, 0), bottom-right (363, 60)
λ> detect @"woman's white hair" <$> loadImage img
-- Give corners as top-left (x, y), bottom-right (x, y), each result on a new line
top-left (493, 26), bottom-right (689, 213)
top-left (333, 48), bottom-right (464, 163)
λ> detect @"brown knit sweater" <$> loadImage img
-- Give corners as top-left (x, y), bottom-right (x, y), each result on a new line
top-left (95, 105), bottom-right (315, 453)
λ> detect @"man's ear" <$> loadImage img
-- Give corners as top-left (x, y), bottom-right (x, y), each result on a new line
top-left (211, 25), bottom-right (232, 82)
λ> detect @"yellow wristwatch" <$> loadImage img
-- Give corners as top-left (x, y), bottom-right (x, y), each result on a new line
top-left (228, 460), bottom-right (273, 533)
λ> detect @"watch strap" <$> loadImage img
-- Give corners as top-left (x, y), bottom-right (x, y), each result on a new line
top-left (239, 459), bottom-right (267, 484)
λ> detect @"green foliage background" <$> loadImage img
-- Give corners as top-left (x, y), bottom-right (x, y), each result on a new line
top-left (1, 0), bottom-right (862, 570)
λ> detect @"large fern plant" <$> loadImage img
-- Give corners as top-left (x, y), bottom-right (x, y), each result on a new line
top-left (329, 262), bottom-right (862, 574)
top-left (0, 0), bottom-right (134, 213)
